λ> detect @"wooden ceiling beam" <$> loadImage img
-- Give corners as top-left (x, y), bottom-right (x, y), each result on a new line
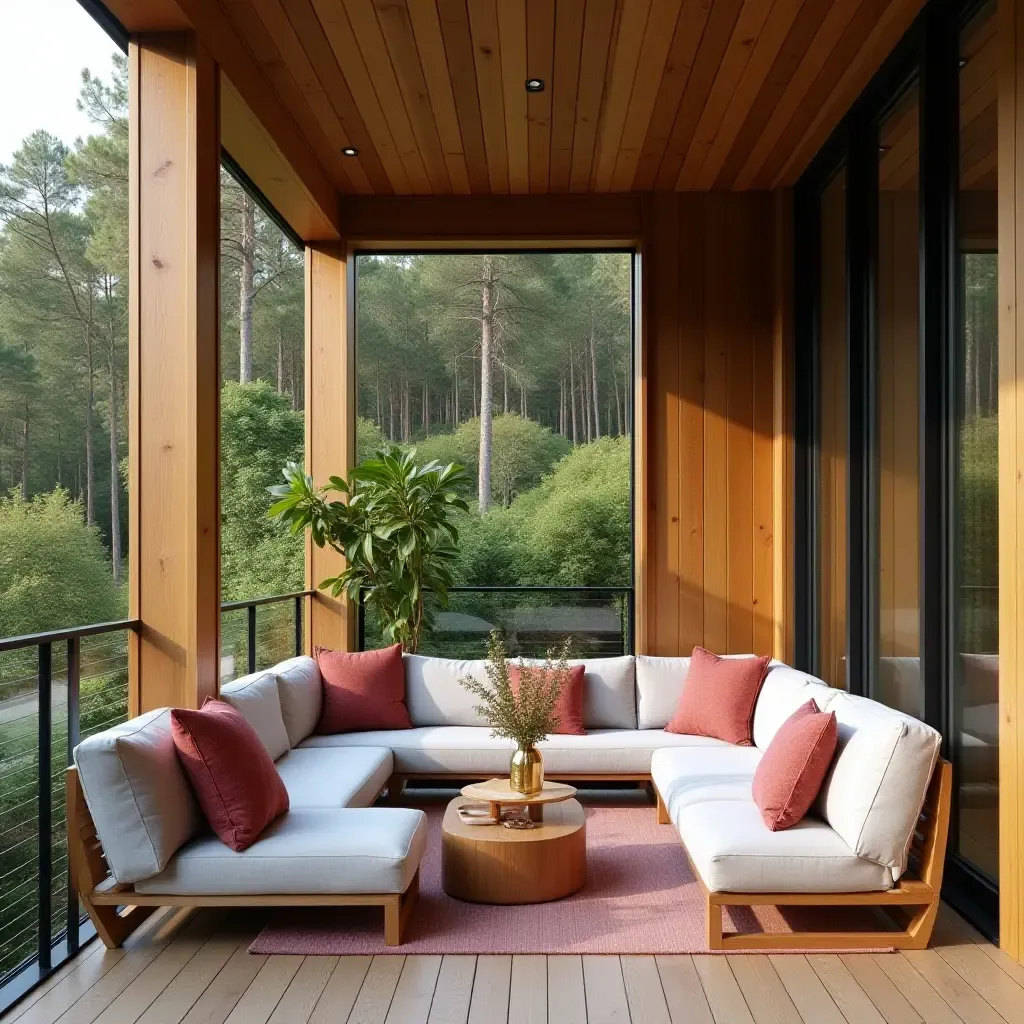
top-left (549, 0), bottom-right (586, 193)
top-left (526, 0), bottom-right (556, 193)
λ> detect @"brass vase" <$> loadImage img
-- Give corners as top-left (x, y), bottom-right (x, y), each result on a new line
top-left (510, 744), bottom-right (544, 795)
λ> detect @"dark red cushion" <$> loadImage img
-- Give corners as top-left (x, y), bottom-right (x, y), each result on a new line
top-left (508, 663), bottom-right (586, 736)
top-left (753, 699), bottom-right (838, 830)
top-left (171, 699), bottom-right (289, 852)
top-left (666, 646), bottom-right (770, 746)
top-left (315, 643), bottom-right (412, 734)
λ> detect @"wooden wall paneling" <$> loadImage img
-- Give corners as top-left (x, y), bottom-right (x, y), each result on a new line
top-left (437, 0), bottom-right (491, 193)
top-left (653, 0), bottom-right (744, 190)
top-left (569, 0), bottom-right (617, 192)
top-left (592, 0), bottom-right (650, 192)
top-left (468, 0), bottom-right (511, 194)
top-left (128, 33), bottom-right (220, 714)
top-left (341, 0), bottom-right (432, 193)
top-left (549, 0), bottom-right (586, 193)
top-left (676, 0), bottom-right (776, 191)
top-left (635, 219), bottom-right (650, 654)
top-left (693, 0), bottom-right (804, 191)
top-left (998, 0), bottom-right (1024, 963)
top-left (406, 0), bottom-right (471, 193)
top-left (732, 0), bottom-right (861, 190)
top-left (526, 0), bottom-right (556, 192)
top-left (608, 0), bottom-right (681, 193)
top-left (304, 244), bottom-right (356, 652)
top-left (631, 0), bottom-right (708, 191)
top-left (496, 0), bottom-right (531, 194)
top-left (677, 195), bottom-right (706, 655)
top-left (714, 1), bottom-right (834, 190)
top-left (878, 191), bottom-right (897, 658)
top-left (373, 0), bottom-right (452, 194)
top-left (311, 0), bottom-right (413, 194)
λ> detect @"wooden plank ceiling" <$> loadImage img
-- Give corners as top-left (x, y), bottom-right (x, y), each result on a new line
top-left (107, 0), bottom-right (927, 196)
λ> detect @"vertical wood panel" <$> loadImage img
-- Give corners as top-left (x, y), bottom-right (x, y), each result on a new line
top-left (526, 0), bottom-right (556, 193)
top-left (304, 245), bottom-right (356, 652)
top-left (129, 34), bottom-right (220, 714)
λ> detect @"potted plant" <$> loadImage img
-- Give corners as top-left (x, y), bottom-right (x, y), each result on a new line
top-left (460, 633), bottom-right (572, 794)
top-left (268, 445), bottom-right (469, 653)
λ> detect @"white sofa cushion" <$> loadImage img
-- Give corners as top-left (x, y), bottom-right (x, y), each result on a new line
top-left (635, 655), bottom-right (689, 730)
top-left (676, 800), bottom-right (893, 893)
top-left (273, 656), bottom-right (322, 746)
top-left (300, 726), bottom-right (728, 775)
top-left (219, 670), bottom-right (290, 760)
top-left (134, 807), bottom-right (427, 896)
top-left (275, 746), bottom-right (393, 808)
top-left (651, 745), bottom-right (764, 817)
top-left (752, 664), bottom-right (831, 750)
top-left (573, 656), bottom-right (636, 729)
top-left (404, 655), bottom-right (490, 727)
top-left (74, 708), bottom-right (201, 884)
top-left (816, 689), bottom-right (941, 880)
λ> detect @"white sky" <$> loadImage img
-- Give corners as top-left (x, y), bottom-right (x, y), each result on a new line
top-left (0, 0), bottom-right (122, 166)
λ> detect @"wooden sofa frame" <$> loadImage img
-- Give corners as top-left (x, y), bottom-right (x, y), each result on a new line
top-left (654, 758), bottom-right (953, 950)
top-left (66, 767), bottom-right (419, 949)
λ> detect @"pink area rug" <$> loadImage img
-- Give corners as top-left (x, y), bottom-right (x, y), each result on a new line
top-left (250, 802), bottom-right (894, 956)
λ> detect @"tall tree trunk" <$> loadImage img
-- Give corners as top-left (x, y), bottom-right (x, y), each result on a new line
top-left (389, 380), bottom-right (395, 439)
top-left (569, 347), bottom-right (578, 444)
top-left (454, 361), bottom-right (460, 423)
top-left (589, 331), bottom-right (600, 438)
top-left (21, 405), bottom-right (29, 500)
top-left (290, 348), bottom-right (299, 410)
top-left (239, 191), bottom-right (256, 383)
top-left (478, 258), bottom-right (495, 513)
top-left (613, 360), bottom-right (622, 436)
top-left (503, 365), bottom-right (509, 413)
top-left (472, 353), bottom-right (478, 419)
top-left (108, 342), bottom-right (122, 583)
top-left (56, 430), bottom-right (61, 488)
top-left (520, 383), bottom-right (526, 417)
top-left (559, 374), bottom-right (566, 436)
top-left (84, 324), bottom-right (95, 526)
top-left (276, 329), bottom-right (284, 393)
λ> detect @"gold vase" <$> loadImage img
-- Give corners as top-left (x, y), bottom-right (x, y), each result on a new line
top-left (510, 744), bottom-right (544, 795)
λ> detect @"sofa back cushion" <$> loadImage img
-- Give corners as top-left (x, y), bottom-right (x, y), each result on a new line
top-left (816, 689), bottom-right (941, 879)
top-left (752, 664), bottom-right (831, 750)
top-left (404, 655), bottom-right (491, 727)
top-left (635, 655), bottom-right (689, 730)
top-left (523, 656), bottom-right (636, 729)
top-left (74, 708), bottom-right (201, 883)
top-left (220, 670), bottom-right (290, 760)
top-left (273, 656), bottom-right (322, 746)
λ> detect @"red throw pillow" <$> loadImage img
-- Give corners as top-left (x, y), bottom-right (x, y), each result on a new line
top-left (753, 700), bottom-right (838, 831)
top-left (171, 699), bottom-right (289, 852)
top-left (666, 646), bottom-right (770, 745)
top-left (315, 643), bottom-right (412, 733)
top-left (508, 664), bottom-right (586, 736)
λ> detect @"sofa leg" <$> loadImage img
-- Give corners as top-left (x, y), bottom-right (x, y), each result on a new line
top-left (705, 897), bottom-right (723, 950)
top-left (387, 776), bottom-right (407, 805)
top-left (384, 870), bottom-right (420, 946)
top-left (656, 788), bottom-right (670, 825)
top-left (84, 900), bottom-right (155, 949)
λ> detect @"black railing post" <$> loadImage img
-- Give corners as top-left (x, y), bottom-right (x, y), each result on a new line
top-left (37, 642), bottom-right (53, 972)
top-left (65, 637), bottom-right (80, 954)
top-left (294, 595), bottom-right (303, 657)
top-left (247, 605), bottom-right (257, 674)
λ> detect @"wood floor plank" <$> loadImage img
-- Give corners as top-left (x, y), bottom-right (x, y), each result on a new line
top-left (901, 950), bottom-right (1006, 1024)
top-left (730, 956), bottom-right (802, 1024)
top-left (427, 956), bottom-right (475, 1024)
top-left (938, 908), bottom-right (1024, 989)
top-left (694, 957), bottom-right (755, 1024)
top-left (509, 956), bottom-right (546, 1024)
top-left (14, 948), bottom-right (131, 1024)
top-left (873, 953), bottom-right (972, 1024)
top-left (621, 956), bottom-right (670, 1024)
top-left (8, 946), bottom-right (113, 1024)
top-left (385, 956), bottom-right (441, 1024)
top-left (769, 955), bottom-right (846, 1024)
top-left (308, 957), bottom-right (372, 1024)
top-left (222, 956), bottom-right (303, 1024)
top-left (178, 944), bottom-right (267, 1024)
top-left (839, 955), bottom-right (923, 1024)
top-left (807, 955), bottom-right (886, 1024)
top-left (267, 956), bottom-right (338, 1024)
top-left (467, 956), bottom-right (509, 1024)
top-left (348, 956), bottom-right (405, 1024)
top-left (545, 957), bottom-right (585, 1024)
top-left (655, 956), bottom-right (714, 1024)
top-left (583, 956), bottom-right (630, 1024)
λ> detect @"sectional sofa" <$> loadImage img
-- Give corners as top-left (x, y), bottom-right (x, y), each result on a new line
top-left (67, 652), bottom-right (950, 951)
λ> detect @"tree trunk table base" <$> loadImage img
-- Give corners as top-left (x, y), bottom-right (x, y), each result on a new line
top-left (441, 797), bottom-right (587, 905)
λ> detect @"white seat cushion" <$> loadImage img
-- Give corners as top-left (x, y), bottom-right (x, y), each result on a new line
top-left (273, 656), bottom-right (322, 746)
top-left (74, 708), bottom-right (201, 883)
top-left (752, 664), bottom-right (831, 750)
top-left (135, 808), bottom-right (427, 896)
top-left (275, 746), bottom-right (392, 808)
top-left (816, 689), bottom-right (941, 880)
top-left (220, 670), bottom-right (290, 760)
top-left (651, 745), bottom-right (763, 816)
top-left (300, 727), bottom-right (729, 775)
top-left (676, 800), bottom-right (893, 893)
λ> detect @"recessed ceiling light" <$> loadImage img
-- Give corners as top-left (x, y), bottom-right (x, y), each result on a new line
top-left (878, 144), bottom-right (891, 154)
top-left (959, 57), bottom-right (969, 69)
top-left (525, 79), bottom-right (545, 93)
top-left (342, 147), bottom-right (359, 157)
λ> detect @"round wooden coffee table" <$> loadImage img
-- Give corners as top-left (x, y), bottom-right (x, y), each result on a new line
top-left (441, 796), bottom-right (587, 905)
top-left (460, 778), bottom-right (578, 822)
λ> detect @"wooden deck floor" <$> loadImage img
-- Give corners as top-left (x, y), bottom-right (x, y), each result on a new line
top-left (1, 903), bottom-right (1017, 1024)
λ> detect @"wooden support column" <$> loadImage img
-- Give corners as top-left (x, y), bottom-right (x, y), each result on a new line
top-left (128, 34), bottom-right (221, 714)
top-left (304, 244), bottom-right (356, 652)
